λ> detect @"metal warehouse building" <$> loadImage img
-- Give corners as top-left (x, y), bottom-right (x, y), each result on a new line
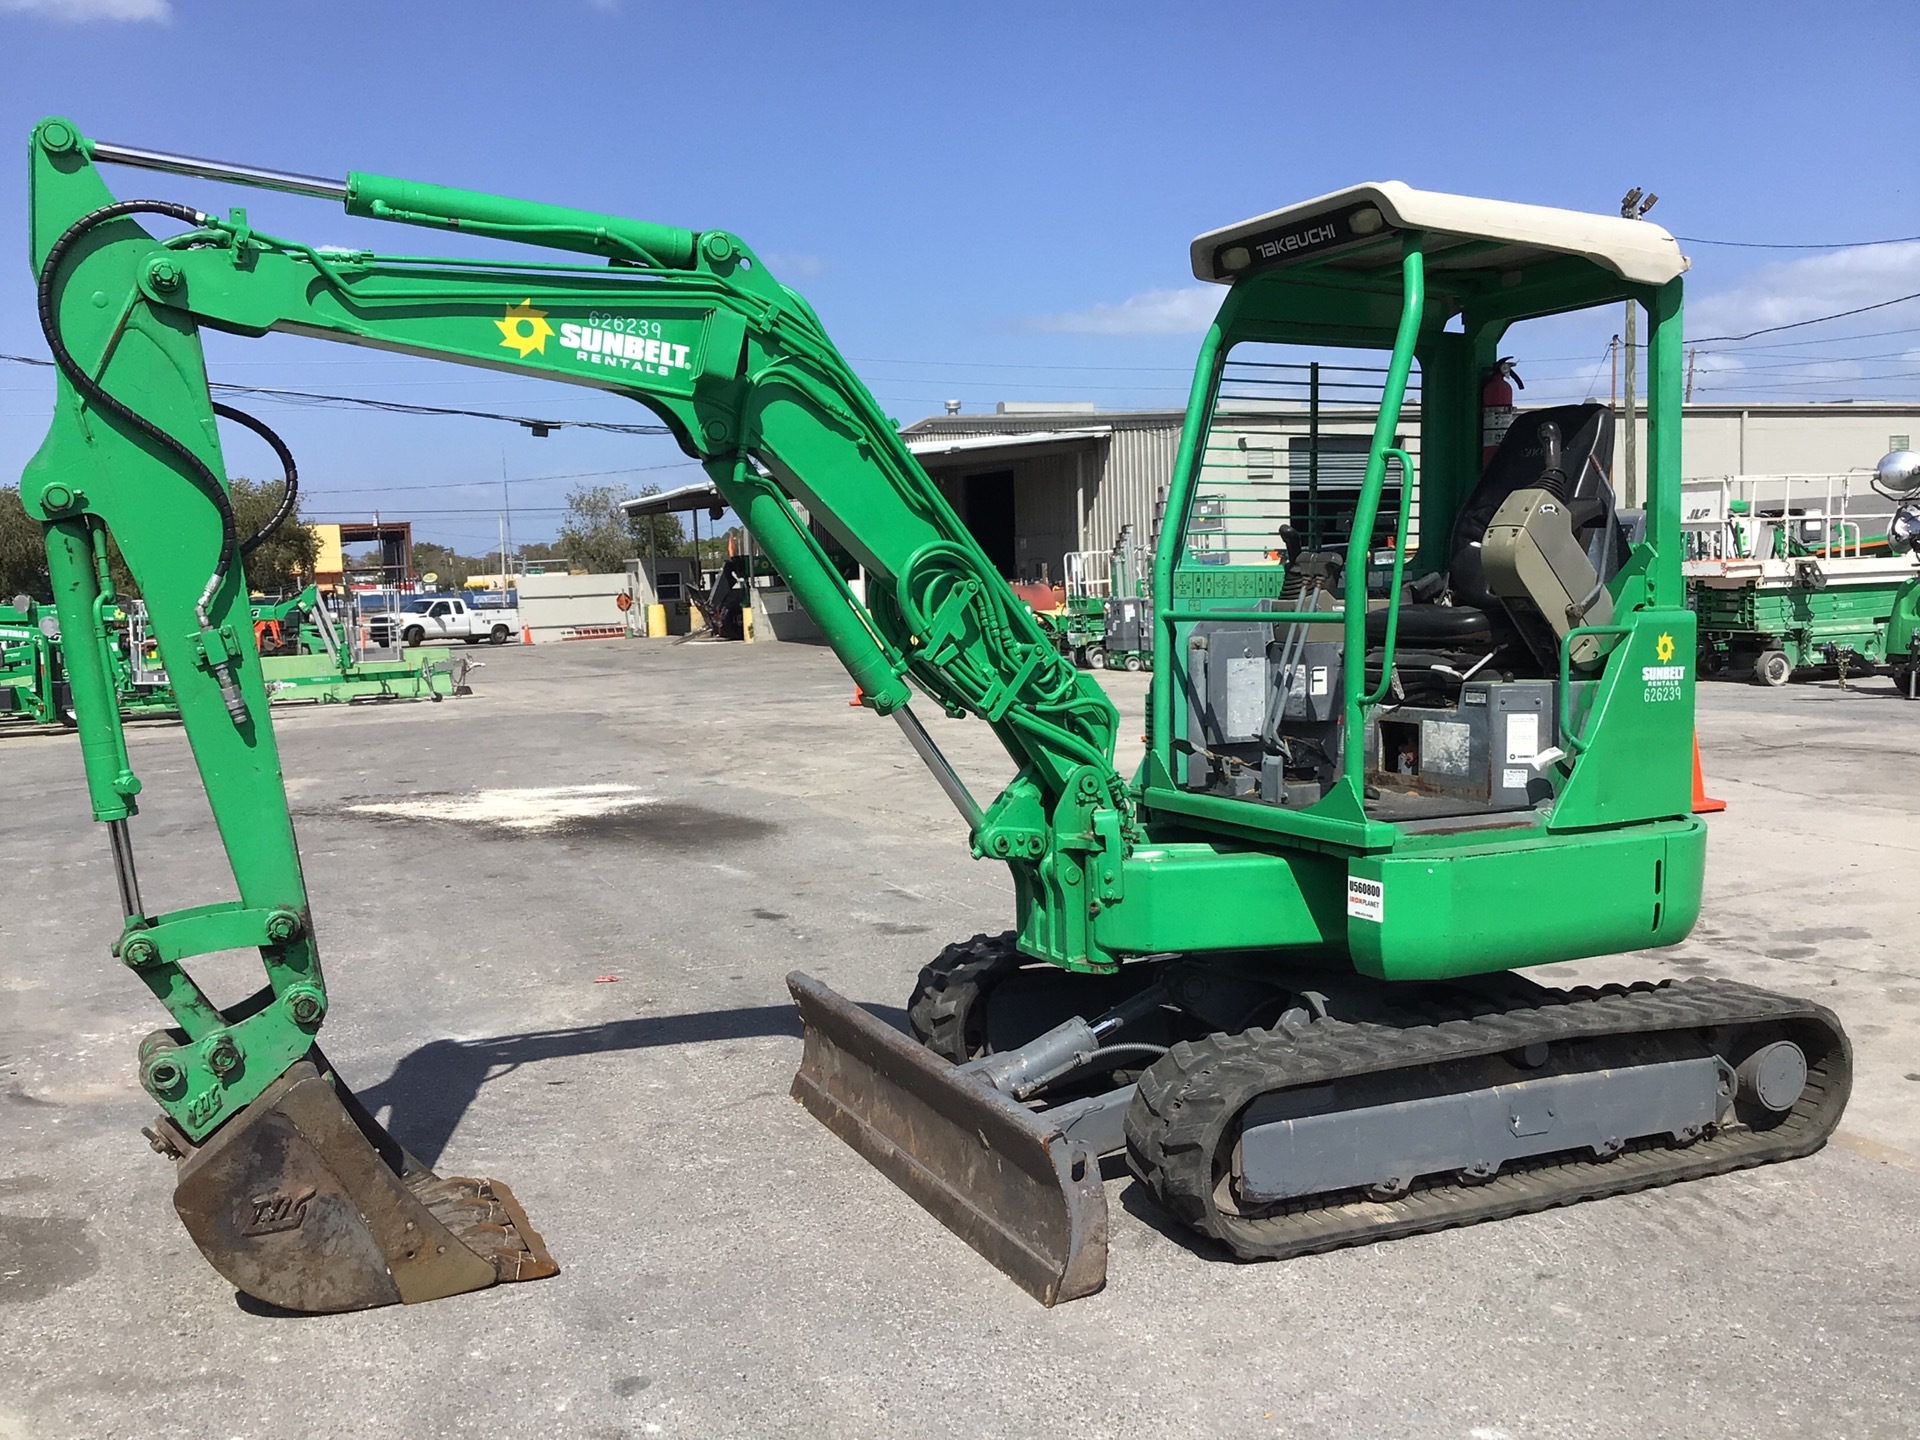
top-left (900, 400), bottom-right (1920, 583)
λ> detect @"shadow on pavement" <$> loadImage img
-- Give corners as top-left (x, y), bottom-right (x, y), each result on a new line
top-left (354, 1000), bottom-right (910, 1166)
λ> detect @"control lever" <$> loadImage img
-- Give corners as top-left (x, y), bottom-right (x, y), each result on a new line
top-left (1536, 421), bottom-right (1570, 500)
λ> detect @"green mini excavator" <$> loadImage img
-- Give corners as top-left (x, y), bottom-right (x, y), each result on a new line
top-left (21, 118), bottom-right (1848, 1312)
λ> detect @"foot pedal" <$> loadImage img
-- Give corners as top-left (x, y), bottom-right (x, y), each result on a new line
top-left (165, 1059), bottom-right (555, 1312)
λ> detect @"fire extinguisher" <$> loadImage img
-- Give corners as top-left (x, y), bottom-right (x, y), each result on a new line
top-left (1481, 357), bottom-right (1523, 469)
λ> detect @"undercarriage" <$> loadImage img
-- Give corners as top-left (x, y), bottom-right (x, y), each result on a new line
top-left (791, 934), bottom-right (1850, 1302)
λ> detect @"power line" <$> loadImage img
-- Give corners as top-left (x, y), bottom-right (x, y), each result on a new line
top-left (0, 352), bottom-right (671, 436)
top-left (1687, 292), bottom-right (1920, 344)
top-left (1677, 233), bottom-right (1920, 250)
top-left (305, 460), bottom-right (702, 499)
top-left (1694, 368), bottom-right (1920, 393)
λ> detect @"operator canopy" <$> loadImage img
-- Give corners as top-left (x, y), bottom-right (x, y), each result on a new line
top-left (1191, 181), bottom-right (1688, 288)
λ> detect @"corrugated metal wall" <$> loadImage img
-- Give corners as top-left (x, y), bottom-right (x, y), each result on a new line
top-left (1085, 423), bottom-right (1181, 552)
top-left (910, 417), bottom-right (1185, 562)
top-left (902, 404), bottom-right (1919, 585)
top-left (910, 413), bottom-right (1408, 571)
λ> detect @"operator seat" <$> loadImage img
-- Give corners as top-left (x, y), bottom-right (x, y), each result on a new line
top-left (1364, 402), bottom-right (1623, 662)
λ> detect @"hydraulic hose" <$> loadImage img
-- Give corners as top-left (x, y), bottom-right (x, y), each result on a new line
top-left (35, 200), bottom-right (236, 631)
top-left (1019, 1041), bottom-right (1172, 1099)
top-left (36, 199), bottom-right (265, 723)
top-left (214, 402), bottom-right (299, 555)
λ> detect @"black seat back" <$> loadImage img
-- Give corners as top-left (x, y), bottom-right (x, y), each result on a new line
top-left (1449, 403), bottom-right (1620, 613)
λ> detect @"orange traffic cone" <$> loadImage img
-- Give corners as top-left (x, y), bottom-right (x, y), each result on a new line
top-left (848, 686), bottom-right (863, 707)
top-left (521, 624), bottom-right (533, 645)
top-left (1691, 732), bottom-right (1726, 814)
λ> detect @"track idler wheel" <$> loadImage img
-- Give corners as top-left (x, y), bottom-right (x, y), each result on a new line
top-left (156, 1057), bottom-right (555, 1313)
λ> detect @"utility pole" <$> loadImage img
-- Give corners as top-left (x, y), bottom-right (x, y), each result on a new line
top-left (1620, 187), bottom-right (1658, 508)
top-left (1609, 335), bottom-right (1619, 409)
top-left (1685, 346), bottom-right (1698, 403)
top-left (500, 451), bottom-right (515, 585)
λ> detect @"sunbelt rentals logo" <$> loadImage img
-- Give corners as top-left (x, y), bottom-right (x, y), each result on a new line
top-left (1641, 631), bottom-right (1684, 702)
top-left (495, 300), bottom-right (554, 357)
top-left (494, 301), bottom-right (691, 378)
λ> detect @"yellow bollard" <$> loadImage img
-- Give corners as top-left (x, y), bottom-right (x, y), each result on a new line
top-left (645, 602), bottom-right (668, 638)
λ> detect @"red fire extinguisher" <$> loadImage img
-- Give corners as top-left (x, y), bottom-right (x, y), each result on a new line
top-left (1481, 357), bottom-right (1523, 469)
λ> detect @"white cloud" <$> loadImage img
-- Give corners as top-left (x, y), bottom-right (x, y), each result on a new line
top-left (1687, 241), bottom-right (1920, 341)
top-left (1680, 242), bottom-right (1920, 400)
top-left (1026, 285), bottom-right (1222, 336)
top-left (765, 252), bottom-right (827, 279)
top-left (0, 0), bottom-right (170, 19)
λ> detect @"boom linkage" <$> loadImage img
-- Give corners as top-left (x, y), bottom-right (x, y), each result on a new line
top-left (27, 116), bottom-right (1136, 1164)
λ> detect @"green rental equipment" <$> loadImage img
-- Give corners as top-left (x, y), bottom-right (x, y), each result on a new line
top-left (0, 595), bottom-right (72, 724)
top-left (21, 119), bottom-right (1849, 1312)
top-left (249, 585), bottom-right (469, 705)
top-left (1684, 472), bottom-right (1920, 687)
top-left (1876, 448), bottom-right (1920, 696)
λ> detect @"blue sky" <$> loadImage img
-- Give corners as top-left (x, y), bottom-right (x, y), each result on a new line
top-left (0, 0), bottom-right (1913, 554)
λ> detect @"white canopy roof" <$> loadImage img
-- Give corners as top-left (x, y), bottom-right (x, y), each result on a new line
top-left (1191, 181), bottom-right (1687, 288)
top-left (905, 428), bottom-right (1111, 458)
top-left (620, 480), bottom-right (723, 516)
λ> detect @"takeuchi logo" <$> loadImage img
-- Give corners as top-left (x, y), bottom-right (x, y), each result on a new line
top-left (1655, 632), bottom-right (1676, 663)
top-left (495, 300), bottom-right (554, 358)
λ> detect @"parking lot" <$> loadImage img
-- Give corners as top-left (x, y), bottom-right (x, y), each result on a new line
top-left (4, 638), bottom-right (1918, 1440)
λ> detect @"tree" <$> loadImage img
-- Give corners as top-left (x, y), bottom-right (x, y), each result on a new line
top-left (0, 487), bottom-right (50, 602)
top-left (0, 476), bottom-right (318, 603)
top-left (554, 483), bottom-right (688, 573)
top-left (230, 475), bottom-right (321, 595)
top-left (554, 484), bottom-right (634, 573)
top-left (410, 541), bottom-right (495, 589)
top-left (628, 487), bottom-right (687, 558)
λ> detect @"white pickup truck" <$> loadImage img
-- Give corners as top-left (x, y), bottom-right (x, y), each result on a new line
top-left (366, 596), bottom-right (520, 647)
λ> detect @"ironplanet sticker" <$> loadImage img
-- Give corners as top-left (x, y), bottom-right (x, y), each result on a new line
top-left (1347, 875), bottom-right (1384, 924)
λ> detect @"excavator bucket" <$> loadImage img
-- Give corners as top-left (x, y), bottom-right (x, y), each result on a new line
top-left (786, 972), bottom-right (1107, 1305)
top-left (157, 1055), bottom-right (556, 1313)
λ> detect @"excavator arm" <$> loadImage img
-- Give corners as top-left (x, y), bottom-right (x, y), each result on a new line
top-left (23, 118), bottom-right (1129, 1309)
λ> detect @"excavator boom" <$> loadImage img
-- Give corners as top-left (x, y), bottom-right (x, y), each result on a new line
top-left (23, 118), bottom-right (1130, 1308)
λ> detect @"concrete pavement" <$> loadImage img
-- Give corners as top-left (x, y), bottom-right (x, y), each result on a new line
top-left (3, 639), bottom-right (1916, 1439)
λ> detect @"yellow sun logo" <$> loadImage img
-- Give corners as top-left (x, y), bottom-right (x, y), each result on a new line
top-left (1655, 632), bottom-right (1675, 663)
top-left (495, 299), bottom-right (554, 358)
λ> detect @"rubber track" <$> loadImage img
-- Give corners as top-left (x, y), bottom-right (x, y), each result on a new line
top-left (1125, 977), bottom-right (1851, 1261)
top-left (906, 931), bottom-right (1023, 1063)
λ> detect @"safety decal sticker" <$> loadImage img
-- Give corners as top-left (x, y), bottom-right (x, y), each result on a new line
top-left (1347, 875), bottom-right (1384, 924)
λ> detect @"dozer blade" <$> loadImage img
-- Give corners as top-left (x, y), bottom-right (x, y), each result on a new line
top-left (786, 971), bottom-right (1107, 1306)
top-left (162, 1056), bottom-right (557, 1313)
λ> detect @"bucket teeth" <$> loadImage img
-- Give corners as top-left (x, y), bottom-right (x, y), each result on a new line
top-left (407, 1173), bottom-right (557, 1283)
top-left (167, 1059), bottom-right (557, 1312)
